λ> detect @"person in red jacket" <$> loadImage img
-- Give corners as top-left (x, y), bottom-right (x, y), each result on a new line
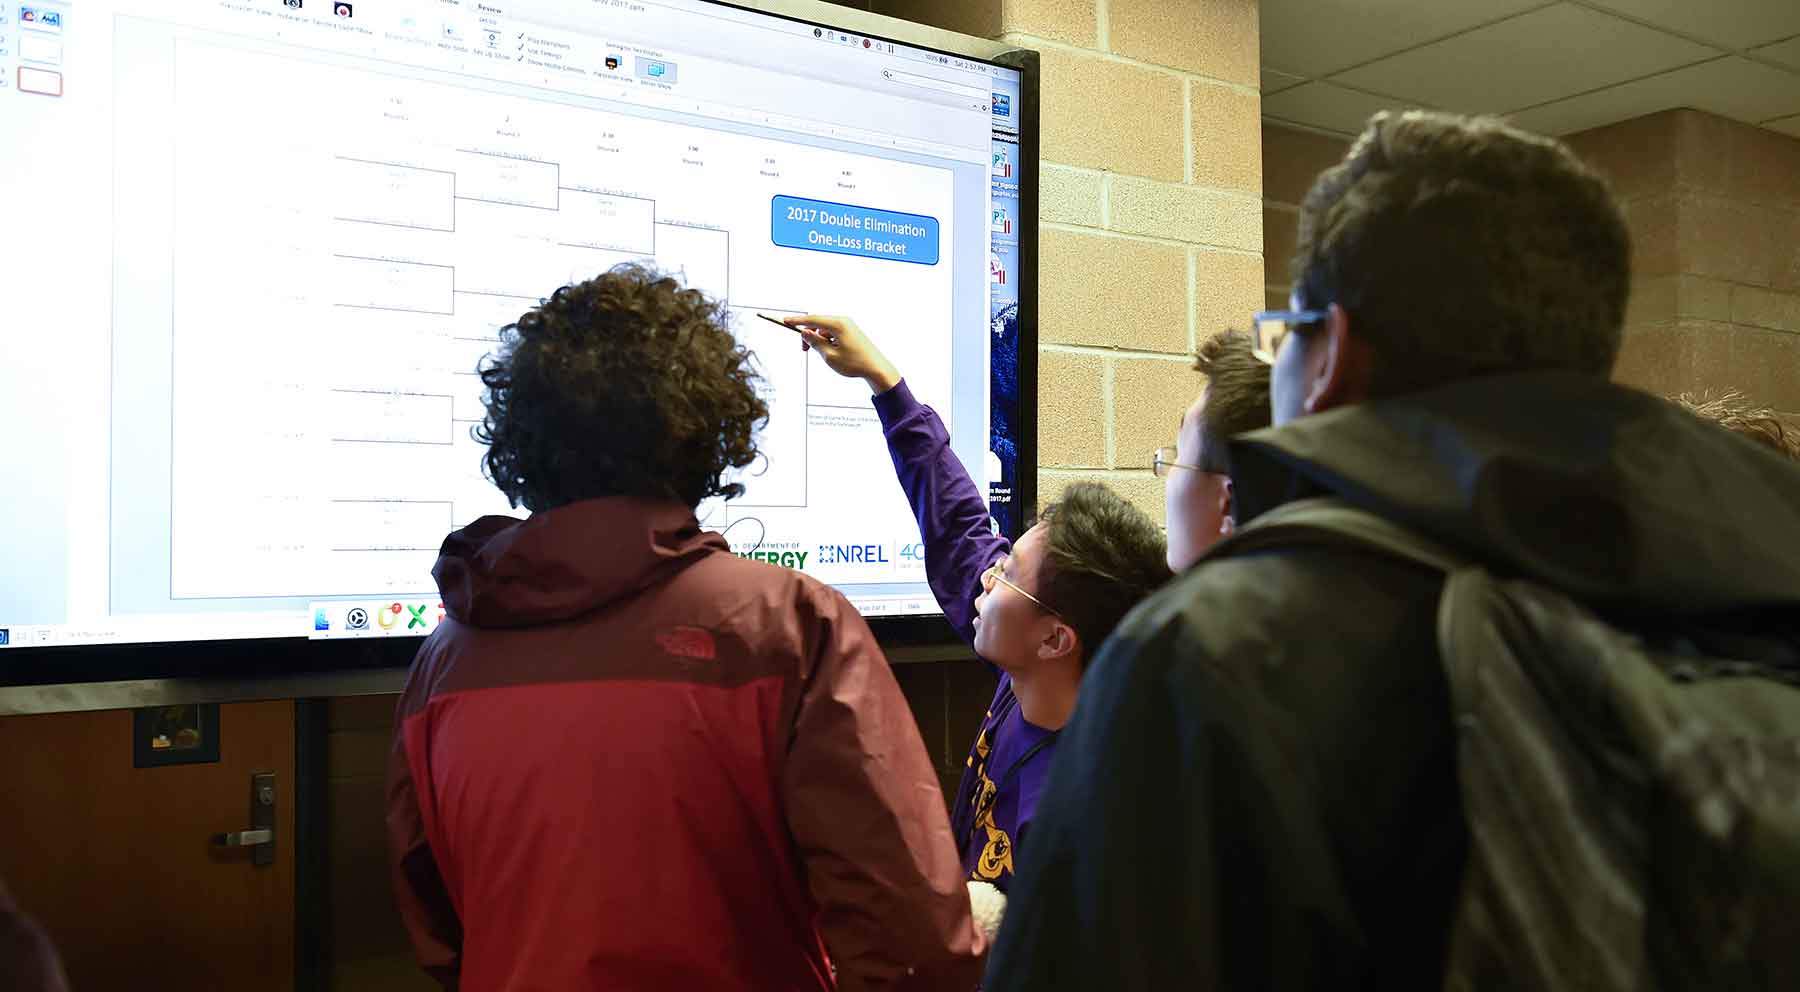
top-left (386, 263), bottom-right (984, 991)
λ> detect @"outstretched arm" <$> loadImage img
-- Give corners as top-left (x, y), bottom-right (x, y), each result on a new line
top-left (784, 314), bottom-right (1008, 647)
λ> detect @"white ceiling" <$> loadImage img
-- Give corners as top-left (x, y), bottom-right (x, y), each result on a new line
top-left (1260, 0), bottom-right (1800, 139)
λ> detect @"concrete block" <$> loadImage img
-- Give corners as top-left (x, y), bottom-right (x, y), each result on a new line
top-left (1730, 285), bottom-right (1800, 335)
top-left (1108, 0), bottom-right (1258, 87)
top-left (1113, 357), bottom-right (1203, 469)
top-left (1041, 163), bottom-right (1104, 227)
top-left (1263, 206), bottom-right (1298, 282)
top-left (1037, 349), bottom-right (1108, 467)
top-left (1000, 0), bottom-right (1096, 47)
top-left (1109, 174), bottom-right (1261, 250)
top-left (1194, 248), bottom-right (1266, 342)
top-left (1041, 227), bottom-right (1189, 352)
top-left (1037, 45), bottom-right (1186, 181)
top-left (1189, 80), bottom-right (1262, 194)
top-left (871, 0), bottom-right (1002, 37)
top-left (1261, 122), bottom-right (1350, 207)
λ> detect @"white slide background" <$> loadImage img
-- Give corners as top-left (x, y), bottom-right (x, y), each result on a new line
top-left (159, 42), bottom-right (954, 598)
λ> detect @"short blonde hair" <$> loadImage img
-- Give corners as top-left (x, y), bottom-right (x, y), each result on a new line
top-left (1675, 391), bottom-right (1800, 461)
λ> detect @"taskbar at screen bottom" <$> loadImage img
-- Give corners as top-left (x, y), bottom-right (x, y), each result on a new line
top-left (0, 595), bottom-right (947, 649)
top-left (307, 594), bottom-right (947, 636)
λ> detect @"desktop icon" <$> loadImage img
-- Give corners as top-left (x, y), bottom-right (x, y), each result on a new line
top-left (333, 2), bottom-right (352, 18)
top-left (991, 206), bottom-right (1012, 235)
top-left (346, 607), bottom-right (370, 631)
top-left (313, 608), bottom-right (331, 632)
top-left (862, 38), bottom-right (871, 49)
top-left (377, 602), bottom-right (403, 630)
top-left (990, 253), bottom-right (1008, 285)
top-left (0, 629), bottom-right (9, 647)
top-left (813, 27), bottom-right (821, 38)
top-left (20, 6), bottom-right (59, 31)
top-left (406, 604), bottom-right (429, 630)
top-left (992, 93), bottom-right (1011, 117)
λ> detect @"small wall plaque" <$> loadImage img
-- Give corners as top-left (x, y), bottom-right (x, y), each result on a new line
top-left (133, 703), bottom-right (221, 767)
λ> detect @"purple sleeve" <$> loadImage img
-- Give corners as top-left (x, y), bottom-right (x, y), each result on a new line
top-left (872, 380), bottom-right (1010, 647)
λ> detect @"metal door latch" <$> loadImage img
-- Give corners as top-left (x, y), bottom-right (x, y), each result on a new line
top-left (212, 771), bottom-right (276, 867)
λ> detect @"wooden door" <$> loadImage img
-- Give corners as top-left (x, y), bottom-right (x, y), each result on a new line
top-left (0, 700), bottom-right (296, 991)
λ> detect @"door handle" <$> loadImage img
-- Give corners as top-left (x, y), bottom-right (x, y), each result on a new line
top-left (213, 771), bottom-right (276, 866)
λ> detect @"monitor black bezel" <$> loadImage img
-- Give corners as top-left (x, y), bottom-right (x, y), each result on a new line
top-left (0, 0), bottom-right (1039, 687)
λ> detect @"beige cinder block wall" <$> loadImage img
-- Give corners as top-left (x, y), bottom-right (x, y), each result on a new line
top-left (1260, 122), bottom-right (1347, 312)
top-left (872, 0), bottom-right (1265, 525)
top-left (1565, 109), bottom-right (1800, 421)
top-left (1270, 111), bottom-right (1800, 424)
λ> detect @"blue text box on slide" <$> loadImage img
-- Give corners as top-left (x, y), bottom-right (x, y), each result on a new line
top-left (770, 196), bottom-right (940, 265)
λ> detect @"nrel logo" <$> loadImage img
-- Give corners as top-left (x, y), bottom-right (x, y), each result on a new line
top-left (816, 543), bottom-right (890, 565)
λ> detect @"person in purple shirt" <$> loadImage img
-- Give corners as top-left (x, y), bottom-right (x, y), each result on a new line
top-left (780, 314), bottom-right (1171, 935)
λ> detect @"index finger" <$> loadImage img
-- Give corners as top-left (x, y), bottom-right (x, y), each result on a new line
top-left (782, 314), bottom-right (850, 335)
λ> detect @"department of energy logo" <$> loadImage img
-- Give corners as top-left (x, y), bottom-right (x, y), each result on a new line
top-left (734, 539), bottom-right (810, 570)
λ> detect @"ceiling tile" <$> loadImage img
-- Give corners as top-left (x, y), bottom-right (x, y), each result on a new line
top-left (1507, 56), bottom-right (1800, 135)
top-left (1261, 82), bottom-right (1431, 137)
top-left (1260, 0), bottom-right (1544, 77)
top-left (1580, 0), bottom-right (1800, 50)
top-left (1262, 67), bottom-right (1308, 95)
top-left (1754, 36), bottom-right (1800, 71)
top-left (1767, 113), bottom-right (1800, 138)
top-left (1333, 3), bottom-right (1720, 114)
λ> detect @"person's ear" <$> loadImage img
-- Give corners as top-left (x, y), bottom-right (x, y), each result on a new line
top-left (1218, 477), bottom-right (1235, 537)
top-left (1039, 619), bottom-right (1079, 662)
top-left (1303, 303), bottom-right (1374, 415)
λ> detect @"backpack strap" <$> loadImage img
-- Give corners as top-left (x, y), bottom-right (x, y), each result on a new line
top-left (1205, 497), bottom-right (1471, 576)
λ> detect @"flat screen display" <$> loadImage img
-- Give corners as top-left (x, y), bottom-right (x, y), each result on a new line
top-left (0, 0), bottom-right (1030, 653)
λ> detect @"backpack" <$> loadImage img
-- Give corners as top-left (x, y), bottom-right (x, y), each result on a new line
top-left (1214, 498), bottom-right (1800, 991)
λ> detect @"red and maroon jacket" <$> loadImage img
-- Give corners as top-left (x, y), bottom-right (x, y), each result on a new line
top-left (386, 497), bottom-right (983, 992)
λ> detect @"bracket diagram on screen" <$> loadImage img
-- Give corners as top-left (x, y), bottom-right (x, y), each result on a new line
top-left (154, 40), bottom-right (954, 600)
top-left (329, 148), bottom-right (809, 526)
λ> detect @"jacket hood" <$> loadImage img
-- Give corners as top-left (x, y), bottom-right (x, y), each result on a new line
top-left (432, 497), bottom-right (728, 628)
top-left (1229, 371), bottom-right (1800, 614)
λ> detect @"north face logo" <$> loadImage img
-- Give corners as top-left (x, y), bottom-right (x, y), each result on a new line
top-left (656, 626), bottom-right (716, 661)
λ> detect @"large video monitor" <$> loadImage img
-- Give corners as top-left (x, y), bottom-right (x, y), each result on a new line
top-left (0, 0), bottom-right (1036, 680)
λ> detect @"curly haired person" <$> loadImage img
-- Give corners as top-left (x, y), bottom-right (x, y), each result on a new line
top-left (386, 264), bottom-right (984, 992)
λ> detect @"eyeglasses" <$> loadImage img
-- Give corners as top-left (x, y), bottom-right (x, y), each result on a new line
top-left (1152, 447), bottom-right (1201, 478)
top-left (979, 555), bottom-right (1060, 617)
top-left (1250, 309), bottom-right (1330, 365)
